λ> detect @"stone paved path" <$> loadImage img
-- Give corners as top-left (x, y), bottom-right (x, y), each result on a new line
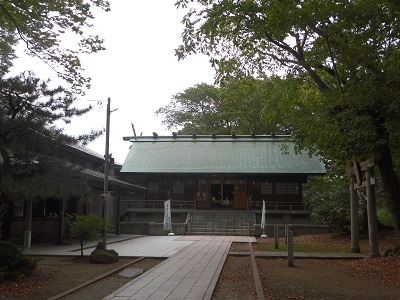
top-left (104, 235), bottom-right (256, 300)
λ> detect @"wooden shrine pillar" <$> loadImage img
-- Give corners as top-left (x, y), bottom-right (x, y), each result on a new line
top-left (362, 161), bottom-right (379, 257)
top-left (348, 172), bottom-right (360, 253)
top-left (349, 156), bottom-right (380, 258)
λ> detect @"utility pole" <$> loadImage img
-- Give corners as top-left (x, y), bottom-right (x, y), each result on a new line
top-left (103, 97), bottom-right (117, 249)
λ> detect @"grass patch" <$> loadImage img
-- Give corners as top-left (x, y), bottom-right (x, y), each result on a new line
top-left (253, 235), bottom-right (352, 253)
top-left (254, 242), bottom-right (350, 253)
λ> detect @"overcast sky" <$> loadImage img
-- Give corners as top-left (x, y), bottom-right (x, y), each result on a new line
top-left (11, 1), bottom-right (215, 163)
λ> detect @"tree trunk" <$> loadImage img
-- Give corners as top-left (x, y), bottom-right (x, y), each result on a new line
top-left (377, 144), bottom-right (400, 236)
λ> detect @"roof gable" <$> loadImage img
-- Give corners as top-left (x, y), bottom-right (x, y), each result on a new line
top-left (121, 135), bottom-right (326, 175)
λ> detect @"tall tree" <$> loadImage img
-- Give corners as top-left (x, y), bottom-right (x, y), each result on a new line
top-left (156, 83), bottom-right (225, 134)
top-left (0, 71), bottom-right (101, 204)
top-left (175, 0), bottom-right (400, 234)
top-left (0, 0), bottom-right (110, 94)
top-left (156, 76), bottom-right (292, 135)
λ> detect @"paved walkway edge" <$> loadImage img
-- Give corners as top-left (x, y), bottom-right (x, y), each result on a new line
top-left (204, 242), bottom-right (231, 299)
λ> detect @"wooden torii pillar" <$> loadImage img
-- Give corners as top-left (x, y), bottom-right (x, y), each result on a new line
top-left (347, 163), bottom-right (360, 253)
top-left (347, 155), bottom-right (380, 258)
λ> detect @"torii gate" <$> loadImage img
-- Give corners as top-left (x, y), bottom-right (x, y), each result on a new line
top-left (347, 155), bottom-right (380, 258)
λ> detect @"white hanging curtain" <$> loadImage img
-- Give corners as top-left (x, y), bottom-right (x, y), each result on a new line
top-left (163, 199), bottom-right (172, 231)
top-left (261, 200), bottom-right (266, 229)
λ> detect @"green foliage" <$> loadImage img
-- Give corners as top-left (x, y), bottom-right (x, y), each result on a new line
top-left (378, 207), bottom-right (394, 227)
top-left (66, 213), bottom-right (104, 257)
top-left (175, 0), bottom-right (400, 233)
top-left (156, 83), bottom-right (223, 134)
top-left (0, 0), bottom-right (110, 93)
top-left (0, 72), bottom-right (101, 202)
top-left (156, 76), bottom-right (292, 135)
top-left (176, 0), bottom-right (400, 160)
top-left (0, 241), bottom-right (37, 282)
top-left (303, 175), bottom-right (350, 232)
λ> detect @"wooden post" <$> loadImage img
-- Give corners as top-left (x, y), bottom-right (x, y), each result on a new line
top-left (287, 231), bottom-right (294, 267)
top-left (365, 167), bottom-right (379, 257)
top-left (274, 224), bottom-right (279, 249)
top-left (349, 174), bottom-right (360, 253)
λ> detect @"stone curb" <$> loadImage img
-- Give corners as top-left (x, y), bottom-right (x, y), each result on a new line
top-left (249, 242), bottom-right (265, 300)
top-left (229, 251), bottom-right (368, 259)
top-left (47, 257), bottom-right (145, 300)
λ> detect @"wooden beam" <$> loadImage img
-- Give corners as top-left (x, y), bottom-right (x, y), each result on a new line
top-left (354, 176), bottom-right (376, 189)
top-left (360, 153), bottom-right (381, 171)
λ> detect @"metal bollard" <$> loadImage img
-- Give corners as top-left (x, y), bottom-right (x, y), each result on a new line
top-left (287, 231), bottom-right (294, 267)
top-left (285, 224), bottom-right (288, 244)
top-left (274, 224), bottom-right (279, 249)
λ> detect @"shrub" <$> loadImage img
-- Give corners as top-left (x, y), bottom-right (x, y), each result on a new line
top-left (303, 175), bottom-right (350, 233)
top-left (377, 207), bottom-right (394, 227)
top-left (66, 213), bottom-right (104, 257)
top-left (0, 241), bottom-right (37, 282)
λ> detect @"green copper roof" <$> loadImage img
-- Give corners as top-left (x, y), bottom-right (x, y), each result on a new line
top-left (121, 135), bottom-right (326, 175)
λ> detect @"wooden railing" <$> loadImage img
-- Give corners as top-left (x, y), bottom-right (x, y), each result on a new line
top-left (249, 201), bottom-right (310, 211)
top-left (121, 199), bottom-right (195, 210)
top-left (121, 199), bottom-right (310, 211)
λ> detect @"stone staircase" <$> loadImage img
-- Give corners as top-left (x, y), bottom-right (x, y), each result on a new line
top-left (187, 211), bottom-right (256, 236)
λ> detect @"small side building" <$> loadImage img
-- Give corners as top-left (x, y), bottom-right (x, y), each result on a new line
top-left (119, 135), bottom-right (327, 236)
top-left (1, 144), bottom-right (145, 244)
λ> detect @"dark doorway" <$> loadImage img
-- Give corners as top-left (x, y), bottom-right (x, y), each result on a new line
top-left (211, 184), bottom-right (222, 200)
top-left (210, 183), bottom-right (234, 207)
top-left (223, 184), bottom-right (234, 201)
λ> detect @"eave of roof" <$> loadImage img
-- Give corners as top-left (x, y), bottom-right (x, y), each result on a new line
top-left (61, 144), bottom-right (123, 166)
top-left (121, 135), bottom-right (326, 175)
top-left (82, 169), bottom-right (146, 191)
